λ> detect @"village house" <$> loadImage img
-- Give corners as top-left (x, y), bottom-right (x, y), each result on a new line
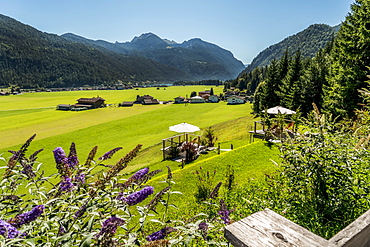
top-left (208, 94), bottom-right (220, 103)
top-left (198, 90), bottom-right (211, 97)
top-left (119, 101), bottom-right (134, 107)
top-left (56, 104), bottom-right (74, 111)
top-left (174, 96), bottom-right (187, 104)
top-left (227, 96), bottom-right (246, 105)
top-left (189, 96), bottom-right (206, 103)
top-left (74, 97), bottom-right (106, 109)
top-left (134, 95), bottom-right (159, 105)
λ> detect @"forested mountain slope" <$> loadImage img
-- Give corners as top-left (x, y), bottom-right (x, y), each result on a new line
top-left (241, 24), bottom-right (339, 74)
top-left (62, 32), bottom-right (245, 81)
top-left (0, 15), bottom-right (190, 88)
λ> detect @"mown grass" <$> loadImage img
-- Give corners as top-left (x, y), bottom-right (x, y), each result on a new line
top-left (0, 87), bottom-right (253, 177)
top-left (144, 141), bottom-right (280, 217)
top-left (0, 86), bottom-right (223, 110)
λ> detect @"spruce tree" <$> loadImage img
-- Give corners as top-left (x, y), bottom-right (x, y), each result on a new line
top-left (324, 0), bottom-right (370, 117)
top-left (280, 50), bottom-right (303, 109)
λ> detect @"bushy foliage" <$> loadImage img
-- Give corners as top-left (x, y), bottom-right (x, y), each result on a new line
top-left (223, 104), bottom-right (370, 239)
top-left (0, 135), bottom-right (231, 246)
top-left (201, 127), bottom-right (218, 148)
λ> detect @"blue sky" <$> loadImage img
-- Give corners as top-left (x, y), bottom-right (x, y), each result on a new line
top-left (0, 0), bottom-right (353, 64)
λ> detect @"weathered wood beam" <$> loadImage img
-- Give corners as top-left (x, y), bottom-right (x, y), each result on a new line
top-left (330, 209), bottom-right (370, 247)
top-left (225, 208), bottom-right (370, 247)
top-left (224, 208), bottom-right (332, 247)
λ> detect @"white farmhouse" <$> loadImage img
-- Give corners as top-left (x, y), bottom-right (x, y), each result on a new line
top-left (189, 96), bottom-right (206, 103)
top-left (227, 96), bottom-right (246, 105)
top-left (208, 95), bottom-right (219, 103)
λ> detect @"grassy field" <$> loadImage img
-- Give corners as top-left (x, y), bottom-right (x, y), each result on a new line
top-left (0, 85), bottom-right (281, 230)
top-left (0, 86), bottom-right (257, 176)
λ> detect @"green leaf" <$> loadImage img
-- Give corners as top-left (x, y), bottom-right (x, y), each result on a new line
top-left (80, 233), bottom-right (95, 247)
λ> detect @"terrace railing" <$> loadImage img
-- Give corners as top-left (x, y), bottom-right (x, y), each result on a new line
top-left (224, 208), bottom-right (370, 247)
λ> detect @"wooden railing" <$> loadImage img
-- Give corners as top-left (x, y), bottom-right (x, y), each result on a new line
top-left (224, 208), bottom-right (370, 247)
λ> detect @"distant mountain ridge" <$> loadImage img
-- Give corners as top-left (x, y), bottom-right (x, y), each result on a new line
top-left (62, 32), bottom-right (245, 81)
top-left (241, 24), bottom-right (340, 74)
top-left (0, 14), bottom-right (190, 88)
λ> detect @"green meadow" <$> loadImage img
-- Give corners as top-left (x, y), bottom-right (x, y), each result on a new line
top-left (0, 85), bottom-right (279, 222)
top-left (0, 86), bottom-right (272, 175)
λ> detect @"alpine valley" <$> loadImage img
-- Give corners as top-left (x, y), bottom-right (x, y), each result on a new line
top-left (0, 14), bottom-right (244, 88)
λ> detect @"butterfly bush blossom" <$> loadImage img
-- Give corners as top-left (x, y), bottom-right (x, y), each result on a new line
top-left (98, 147), bottom-right (123, 161)
top-left (132, 167), bottom-right (149, 181)
top-left (0, 219), bottom-right (21, 239)
top-left (60, 176), bottom-right (74, 192)
top-left (74, 173), bottom-right (85, 185)
top-left (122, 186), bottom-right (154, 206)
top-left (10, 205), bottom-right (45, 228)
top-left (96, 216), bottom-right (125, 238)
top-left (218, 199), bottom-right (232, 224)
top-left (146, 227), bottom-right (176, 241)
top-left (53, 147), bottom-right (67, 164)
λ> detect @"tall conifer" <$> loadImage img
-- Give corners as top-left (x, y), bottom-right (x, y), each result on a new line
top-left (324, 0), bottom-right (370, 117)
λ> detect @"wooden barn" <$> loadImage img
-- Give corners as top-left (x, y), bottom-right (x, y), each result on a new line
top-left (74, 97), bottom-right (105, 109)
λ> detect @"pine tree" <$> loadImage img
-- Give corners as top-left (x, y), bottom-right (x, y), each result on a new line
top-left (300, 47), bottom-right (331, 115)
top-left (324, 0), bottom-right (370, 117)
top-left (280, 50), bottom-right (303, 109)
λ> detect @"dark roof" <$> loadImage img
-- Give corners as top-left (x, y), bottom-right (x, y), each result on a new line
top-left (77, 97), bottom-right (105, 103)
top-left (143, 99), bottom-right (159, 104)
top-left (120, 101), bottom-right (134, 107)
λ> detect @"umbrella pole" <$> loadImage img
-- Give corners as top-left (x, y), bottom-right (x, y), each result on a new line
top-left (162, 139), bottom-right (166, 160)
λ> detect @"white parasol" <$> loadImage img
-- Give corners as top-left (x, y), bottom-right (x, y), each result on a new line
top-left (169, 122), bottom-right (200, 133)
top-left (263, 106), bottom-right (296, 115)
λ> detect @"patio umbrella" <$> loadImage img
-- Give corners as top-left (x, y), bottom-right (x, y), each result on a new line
top-left (263, 106), bottom-right (296, 115)
top-left (169, 122), bottom-right (200, 133)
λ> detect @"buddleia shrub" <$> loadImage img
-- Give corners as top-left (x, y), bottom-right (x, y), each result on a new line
top-left (0, 135), bottom-right (230, 246)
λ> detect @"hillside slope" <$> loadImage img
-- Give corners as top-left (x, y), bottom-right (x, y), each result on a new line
top-left (0, 14), bottom-right (190, 88)
top-left (241, 24), bottom-right (339, 74)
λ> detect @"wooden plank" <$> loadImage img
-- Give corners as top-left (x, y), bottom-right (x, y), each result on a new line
top-left (224, 208), bottom-right (332, 247)
top-left (329, 209), bottom-right (370, 247)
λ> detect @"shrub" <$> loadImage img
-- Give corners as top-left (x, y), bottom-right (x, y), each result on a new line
top-left (0, 135), bottom-right (230, 246)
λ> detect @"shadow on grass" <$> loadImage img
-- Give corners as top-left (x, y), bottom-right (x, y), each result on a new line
top-left (263, 141), bottom-right (276, 149)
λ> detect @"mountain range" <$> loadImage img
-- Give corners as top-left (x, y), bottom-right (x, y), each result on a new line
top-left (0, 13), bottom-right (340, 88)
top-left (0, 14), bottom-right (244, 88)
top-left (61, 32), bottom-right (245, 81)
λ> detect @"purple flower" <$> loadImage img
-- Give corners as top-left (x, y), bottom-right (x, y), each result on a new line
top-left (122, 186), bottom-right (154, 206)
top-left (10, 205), bottom-right (44, 228)
top-left (21, 164), bottom-right (36, 178)
top-left (218, 199), bottom-right (231, 224)
top-left (98, 147), bottom-right (122, 161)
top-left (0, 219), bottom-right (21, 239)
top-left (60, 176), bottom-right (74, 192)
top-left (198, 222), bottom-right (208, 231)
top-left (57, 225), bottom-right (66, 237)
top-left (131, 167), bottom-right (149, 181)
top-left (96, 216), bottom-right (125, 238)
top-left (73, 204), bottom-right (87, 219)
top-left (53, 147), bottom-right (67, 164)
top-left (74, 173), bottom-right (85, 185)
top-left (67, 143), bottom-right (79, 168)
top-left (146, 227), bottom-right (176, 241)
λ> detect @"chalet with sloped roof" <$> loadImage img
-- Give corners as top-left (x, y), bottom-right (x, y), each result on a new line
top-left (227, 96), bottom-right (246, 105)
top-left (75, 97), bottom-right (105, 109)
